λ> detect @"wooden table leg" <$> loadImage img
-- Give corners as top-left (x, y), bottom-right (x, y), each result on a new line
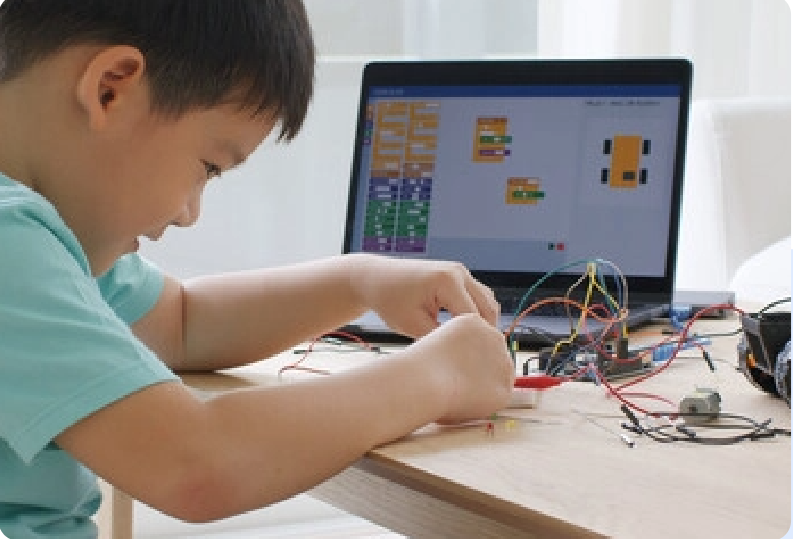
top-left (97, 480), bottom-right (134, 539)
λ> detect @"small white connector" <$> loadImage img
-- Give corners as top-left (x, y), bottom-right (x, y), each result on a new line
top-left (508, 388), bottom-right (539, 408)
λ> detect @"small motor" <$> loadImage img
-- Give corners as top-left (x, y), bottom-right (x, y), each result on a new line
top-left (738, 311), bottom-right (791, 406)
top-left (679, 388), bottom-right (721, 424)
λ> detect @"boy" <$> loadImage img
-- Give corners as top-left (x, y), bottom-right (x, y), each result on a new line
top-left (0, 1), bottom-right (514, 537)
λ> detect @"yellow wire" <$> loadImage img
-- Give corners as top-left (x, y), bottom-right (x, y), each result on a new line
top-left (585, 262), bottom-right (627, 337)
top-left (553, 263), bottom-right (598, 355)
top-left (550, 261), bottom-right (629, 355)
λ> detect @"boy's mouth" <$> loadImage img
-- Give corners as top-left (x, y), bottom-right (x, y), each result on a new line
top-left (144, 228), bottom-right (167, 242)
top-left (132, 228), bottom-right (167, 252)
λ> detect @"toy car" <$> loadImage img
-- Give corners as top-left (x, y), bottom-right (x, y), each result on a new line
top-left (737, 311), bottom-right (791, 406)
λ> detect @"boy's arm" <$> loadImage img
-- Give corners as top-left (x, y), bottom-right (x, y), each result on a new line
top-left (62, 254), bottom-right (511, 522)
top-left (57, 340), bottom-right (446, 523)
top-left (133, 253), bottom-right (499, 372)
top-left (57, 313), bottom-right (514, 523)
top-left (133, 254), bottom-right (373, 371)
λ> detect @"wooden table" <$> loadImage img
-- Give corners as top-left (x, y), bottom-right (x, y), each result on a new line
top-left (101, 316), bottom-right (792, 538)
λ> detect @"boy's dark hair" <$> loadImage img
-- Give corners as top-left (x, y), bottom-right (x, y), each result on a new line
top-left (0, 0), bottom-right (315, 141)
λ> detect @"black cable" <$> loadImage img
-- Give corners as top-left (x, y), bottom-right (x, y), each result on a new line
top-left (620, 405), bottom-right (791, 445)
top-left (757, 297), bottom-right (792, 315)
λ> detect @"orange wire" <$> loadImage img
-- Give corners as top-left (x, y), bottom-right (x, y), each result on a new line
top-left (504, 296), bottom-right (629, 341)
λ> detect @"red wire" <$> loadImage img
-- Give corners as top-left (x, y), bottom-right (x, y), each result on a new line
top-left (280, 305), bottom-right (744, 420)
top-left (616, 304), bottom-right (743, 392)
top-left (598, 303), bottom-right (745, 417)
top-left (505, 296), bottom-right (626, 343)
top-left (617, 391), bottom-right (676, 408)
top-left (279, 331), bottom-right (375, 377)
top-left (509, 298), bottom-right (744, 417)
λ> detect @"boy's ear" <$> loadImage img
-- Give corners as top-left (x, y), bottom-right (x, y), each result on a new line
top-left (76, 45), bottom-right (146, 131)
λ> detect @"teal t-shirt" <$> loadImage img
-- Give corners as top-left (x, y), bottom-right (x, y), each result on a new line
top-left (0, 174), bottom-right (179, 538)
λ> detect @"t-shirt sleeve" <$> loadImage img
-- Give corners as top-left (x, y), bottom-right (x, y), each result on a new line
top-left (0, 211), bottom-right (178, 464)
top-left (97, 254), bottom-right (165, 325)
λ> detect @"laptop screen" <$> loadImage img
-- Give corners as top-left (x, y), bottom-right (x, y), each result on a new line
top-left (343, 60), bottom-right (692, 302)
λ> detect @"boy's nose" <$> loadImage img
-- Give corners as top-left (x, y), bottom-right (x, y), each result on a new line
top-left (174, 196), bottom-right (201, 228)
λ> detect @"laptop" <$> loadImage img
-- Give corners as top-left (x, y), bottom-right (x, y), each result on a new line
top-left (339, 58), bottom-right (693, 346)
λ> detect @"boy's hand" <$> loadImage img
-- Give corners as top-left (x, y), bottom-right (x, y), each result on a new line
top-left (350, 255), bottom-right (500, 337)
top-left (400, 313), bottom-right (515, 423)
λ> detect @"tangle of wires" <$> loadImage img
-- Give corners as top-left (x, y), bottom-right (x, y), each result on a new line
top-left (506, 259), bottom-right (630, 365)
top-left (620, 404), bottom-right (791, 445)
top-left (505, 263), bottom-right (792, 436)
top-left (506, 259), bottom-right (651, 389)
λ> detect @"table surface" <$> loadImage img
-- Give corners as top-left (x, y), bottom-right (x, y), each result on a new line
top-left (178, 315), bottom-right (792, 539)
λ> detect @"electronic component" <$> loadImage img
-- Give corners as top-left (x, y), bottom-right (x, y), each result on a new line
top-left (509, 375), bottom-right (565, 408)
top-left (514, 375), bottom-right (564, 389)
top-left (537, 343), bottom-right (577, 374)
top-left (650, 336), bottom-right (712, 363)
top-left (671, 290), bottom-right (736, 320)
top-left (537, 336), bottom-right (652, 382)
top-left (596, 336), bottom-right (647, 378)
top-left (509, 389), bottom-right (538, 408)
top-left (566, 336), bottom-right (653, 381)
top-left (738, 311), bottom-right (791, 406)
top-left (678, 388), bottom-right (721, 424)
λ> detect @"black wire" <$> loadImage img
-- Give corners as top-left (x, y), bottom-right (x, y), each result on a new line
top-left (683, 327), bottom-right (743, 340)
top-left (661, 297), bottom-right (789, 342)
top-left (526, 326), bottom-right (563, 345)
top-left (757, 296), bottom-right (792, 314)
top-left (509, 326), bottom-right (564, 366)
top-left (620, 405), bottom-right (791, 445)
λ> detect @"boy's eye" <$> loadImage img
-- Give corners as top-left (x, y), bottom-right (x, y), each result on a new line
top-left (202, 161), bottom-right (222, 179)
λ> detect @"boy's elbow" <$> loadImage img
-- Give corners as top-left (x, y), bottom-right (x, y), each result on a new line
top-left (157, 468), bottom-right (235, 524)
top-left (159, 459), bottom-right (244, 524)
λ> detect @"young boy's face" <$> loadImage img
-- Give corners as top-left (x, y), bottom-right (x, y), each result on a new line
top-left (88, 103), bottom-right (275, 267)
top-left (47, 46), bottom-right (278, 275)
top-left (0, 44), bottom-right (280, 275)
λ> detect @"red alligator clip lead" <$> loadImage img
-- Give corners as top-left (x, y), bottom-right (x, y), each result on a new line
top-left (514, 375), bottom-right (564, 390)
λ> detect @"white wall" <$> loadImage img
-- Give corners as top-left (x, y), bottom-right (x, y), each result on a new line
top-left (538, 0), bottom-right (791, 101)
top-left (140, 0), bottom-right (541, 277)
top-left (140, 0), bottom-right (790, 290)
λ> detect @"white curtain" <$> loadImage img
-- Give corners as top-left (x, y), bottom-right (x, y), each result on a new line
top-left (537, 0), bottom-right (790, 100)
top-left (303, 0), bottom-right (539, 60)
top-left (139, 0), bottom-right (791, 279)
top-left (537, 0), bottom-right (791, 292)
